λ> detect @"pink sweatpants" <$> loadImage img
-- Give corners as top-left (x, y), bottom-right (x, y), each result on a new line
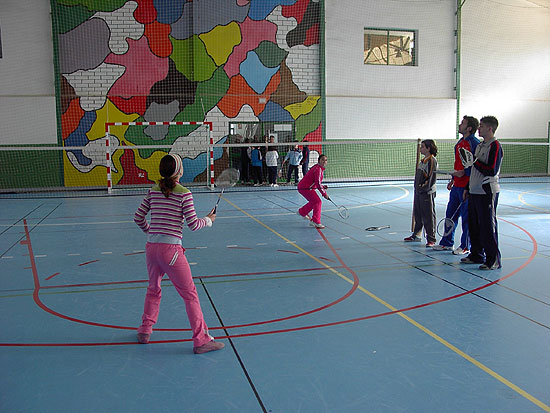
top-left (137, 243), bottom-right (213, 348)
top-left (298, 188), bottom-right (322, 224)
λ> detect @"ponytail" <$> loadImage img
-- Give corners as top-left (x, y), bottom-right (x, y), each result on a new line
top-left (158, 154), bottom-right (182, 198)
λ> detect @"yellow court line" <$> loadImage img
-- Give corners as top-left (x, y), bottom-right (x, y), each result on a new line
top-left (518, 190), bottom-right (550, 213)
top-left (224, 198), bottom-right (550, 412)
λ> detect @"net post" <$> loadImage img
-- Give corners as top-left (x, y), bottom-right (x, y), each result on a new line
top-left (207, 122), bottom-right (215, 189)
top-left (105, 122), bottom-right (113, 195)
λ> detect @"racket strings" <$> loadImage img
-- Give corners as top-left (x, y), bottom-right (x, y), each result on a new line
top-left (213, 168), bottom-right (240, 213)
top-left (459, 147), bottom-right (475, 167)
top-left (338, 206), bottom-right (349, 219)
top-left (436, 200), bottom-right (465, 237)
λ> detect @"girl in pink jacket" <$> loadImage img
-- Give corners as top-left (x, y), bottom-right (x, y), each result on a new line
top-left (297, 155), bottom-right (328, 229)
top-left (134, 154), bottom-right (224, 354)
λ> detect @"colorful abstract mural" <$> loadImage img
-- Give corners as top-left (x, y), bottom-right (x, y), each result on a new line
top-left (51, 0), bottom-right (323, 188)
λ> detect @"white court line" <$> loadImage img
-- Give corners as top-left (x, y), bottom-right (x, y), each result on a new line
top-left (1, 256), bottom-right (13, 259)
top-left (68, 253), bottom-right (81, 256)
top-left (35, 255), bottom-right (47, 258)
top-left (101, 252), bottom-right (112, 255)
top-left (0, 187), bottom-right (411, 229)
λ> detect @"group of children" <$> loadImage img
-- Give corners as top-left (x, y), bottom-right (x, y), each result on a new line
top-left (404, 115), bottom-right (503, 271)
top-left (242, 137), bottom-right (311, 187)
top-left (131, 115), bottom-right (503, 354)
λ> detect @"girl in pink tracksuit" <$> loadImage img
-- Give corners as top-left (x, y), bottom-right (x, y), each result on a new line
top-left (134, 154), bottom-right (224, 354)
top-left (297, 154), bottom-right (329, 229)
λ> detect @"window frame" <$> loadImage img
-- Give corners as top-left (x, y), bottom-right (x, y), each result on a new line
top-left (364, 27), bottom-right (417, 66)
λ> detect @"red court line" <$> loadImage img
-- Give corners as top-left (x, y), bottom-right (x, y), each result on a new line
top-left (39, 266), bottom-right (343, 291)
top-left (12, 220), bottom-right (358, 337)
top-left (79, 260), bottom-right (99, 266)
top-left (276, 249), bottom-right (299, 254)
top-left (2, 218), bottom-right (536, 346)
top-left (45, 272), bottom-right (60, 281)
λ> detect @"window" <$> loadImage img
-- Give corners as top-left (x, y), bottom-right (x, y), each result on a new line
top-left (364, 28), bottom-right (416, 66)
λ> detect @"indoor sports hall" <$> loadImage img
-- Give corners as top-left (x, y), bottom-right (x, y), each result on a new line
top-left (1, 180), bottom-right (550, 411)
top-left (1, 0), bottom-right (549, 412)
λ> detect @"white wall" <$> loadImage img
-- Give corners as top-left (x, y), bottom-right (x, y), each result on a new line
top-left (0, 1), bottom-right (548, 145)
top-left (460, 0), bottom-right (550, 138)
top-left (0, 0), bottom-right (57, 144)
top-left (325, 0), bottom-right (550, 140)
top-left (325, 0), bottom-right (457, 140)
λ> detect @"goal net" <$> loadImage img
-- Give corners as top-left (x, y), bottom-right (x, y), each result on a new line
top-left (0, 122), bottom-right (213, 195)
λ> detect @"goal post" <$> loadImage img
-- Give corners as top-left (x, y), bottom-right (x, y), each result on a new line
top-left (105, 121), bottom-right (213, 194)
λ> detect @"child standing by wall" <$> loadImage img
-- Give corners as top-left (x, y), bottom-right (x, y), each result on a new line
top-left (266, 145), bottom-right (279, 187)
top-left (250, 146), bottom-right (263, 186)
top-left (404, 140), bottom-right (438, 247)
top-left (282, 143), bottom-right (303, 184)
top-left (134, 154), bottom-right (224, 354)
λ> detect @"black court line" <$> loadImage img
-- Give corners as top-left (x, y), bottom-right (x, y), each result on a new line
top-left (199, 278), bottom-right (268, 413)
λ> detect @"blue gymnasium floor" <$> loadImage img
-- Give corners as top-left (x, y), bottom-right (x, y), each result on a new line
top-left (1, 180), bottom-right (549, 412)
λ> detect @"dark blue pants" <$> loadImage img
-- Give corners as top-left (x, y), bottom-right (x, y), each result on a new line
top-left (439, 186), bottom-right (470, 249)
top-left (468, 192), bottom-right (500, 267)
top-left (268, 166), bottom-right (277, 184)
top-left (287, 164), bottom-right (299, 183)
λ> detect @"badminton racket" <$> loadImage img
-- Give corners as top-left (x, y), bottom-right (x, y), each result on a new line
top-left (436, 200), bottom-right (465, 237)
top-left (458, 147), bottom-right (476, 168)
top-left (366, 225), bottom-right (390, 231)
top-left (212, 168), bottom-right (240, 213)
top-left (327, 196), bottom-right (349, 219)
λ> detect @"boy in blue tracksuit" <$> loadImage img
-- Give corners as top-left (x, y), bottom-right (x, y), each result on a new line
top-left (283, 143), bottom-right (303, 184)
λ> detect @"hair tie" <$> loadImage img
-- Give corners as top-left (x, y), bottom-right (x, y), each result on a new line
top-left (169, 154), bottom-right (182, 178)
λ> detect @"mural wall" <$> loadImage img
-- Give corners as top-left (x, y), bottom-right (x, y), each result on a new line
top-left (52, 0), bottom-right (324, 187)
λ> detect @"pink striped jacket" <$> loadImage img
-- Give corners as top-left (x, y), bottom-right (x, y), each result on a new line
top-left (134, 184), bottom-right (208, 239)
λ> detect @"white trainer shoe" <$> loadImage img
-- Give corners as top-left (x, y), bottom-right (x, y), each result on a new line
top-left (309, 221), bottom-right (325, 229)
top-left (453, 247), bottom-right (469, 255)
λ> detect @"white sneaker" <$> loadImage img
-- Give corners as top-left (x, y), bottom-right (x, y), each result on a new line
top-left (453, 247), bottom-right (469, 255)
top-left (297, 211), bottom-right (311, 221)
top-left (269, 183), bottom-right (274, 187)
top-left (309, 221), bottom-right (325, 229)
top-left (273, 184), bottom-right (279, 187)
top-left (432, 245), bottom-right (452, 251)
